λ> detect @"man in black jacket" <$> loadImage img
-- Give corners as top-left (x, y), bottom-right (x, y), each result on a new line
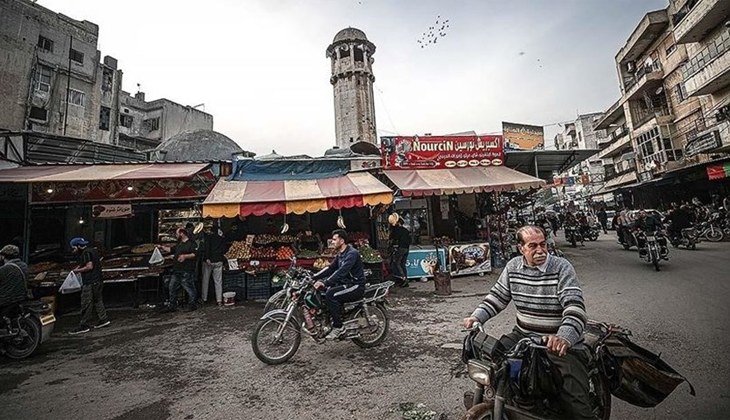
top-left (389, 213), bottom-right (411, 288)
top-left (313, 230), bottom-right (365, 340)
top-left (69, 237), bottom-right (110, 335)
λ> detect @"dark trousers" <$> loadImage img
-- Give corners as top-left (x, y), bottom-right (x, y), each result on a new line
top-left (599, 220), bottom-right (607, 233)
top-left (390, 247), bottom-right (409, 283)
top-left (325, 284), bottom-right (365, 328)
top-left (500, 328), bottom-right (597, 420)
top-left (79, 282), bottom-right (108, 327)
top-left (169, 272), bottom-right (196, 309)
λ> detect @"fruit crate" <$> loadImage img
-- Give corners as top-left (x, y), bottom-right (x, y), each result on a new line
top-left (246, 272), bottom-right (273, 300)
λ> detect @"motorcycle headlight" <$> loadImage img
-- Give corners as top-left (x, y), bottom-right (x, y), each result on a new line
top-left (467, 360), bottom-right (493, 386)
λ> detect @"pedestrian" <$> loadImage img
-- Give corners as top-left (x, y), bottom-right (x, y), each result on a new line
top-left (597, 208), bottom-right (608, 233)
top-left (0, 245), bottom-right (29, 307)
top-left (388, 213), bottom-right (411, 288)
top-left (68, 237), bottom-right (110, 335)
top-left (158, 228), bottom-right (198, 312)
top-left (462, 225), bottom-right (595, 419)
top-left (201, 226), bottom-right (226, 306)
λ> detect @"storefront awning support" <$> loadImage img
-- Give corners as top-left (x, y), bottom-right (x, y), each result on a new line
top-left (22, 184), bottom-right (31, 264)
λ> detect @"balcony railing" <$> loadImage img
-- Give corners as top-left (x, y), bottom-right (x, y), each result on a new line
top-left (604, 160), bottom-right (637, 182)
top-left (623, 62), bottom-right (663, 93)
top-left (609, 124), bottom-right (629, 142)
top-left (633, 105), bottom-right (672, 129)
top-left (671, 0), bottom-right (699, 26)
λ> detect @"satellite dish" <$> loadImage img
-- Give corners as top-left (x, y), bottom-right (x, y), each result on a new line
top-left (655, 86), bottom-right (664, 95)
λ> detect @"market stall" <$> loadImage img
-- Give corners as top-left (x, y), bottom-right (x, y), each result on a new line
top-left (202, 159), bottom-right (394, 299)
top-left (380, 135), bottom-right (545, 274)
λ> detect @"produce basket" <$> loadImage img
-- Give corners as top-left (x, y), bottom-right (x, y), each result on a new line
top-left (223, 271), bottom-right (246, 301)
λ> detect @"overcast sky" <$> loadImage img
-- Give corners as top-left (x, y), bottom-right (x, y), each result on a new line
top-left (40, 0), bottom-right (667, 155)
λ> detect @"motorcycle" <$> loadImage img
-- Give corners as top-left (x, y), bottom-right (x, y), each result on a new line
top-left (617, 226), bottom-right (637, 250)
top-left (0, 300), bottom-right (56, 359)
top-left (668, 227), bottom-right (699, 250)
top-left (637, 231), bottom-right (667, 271)
top-left (542, 226), bottom-right (564, 259)
top-left (251, 276), bottom-right (393, 365)
top-left (460, 322), bottom-right (612, 420)
top-left (564, 225), bottom-right (582, 248)
top-left (697, 219), bottom-right (723, 242)
top-left (586, 225), bottom-right (601, 242)
top-left (263, 259), bottom-right (312, 314)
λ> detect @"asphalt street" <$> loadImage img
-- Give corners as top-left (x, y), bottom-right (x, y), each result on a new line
top-left (1, 233), bottom-right (729, 420)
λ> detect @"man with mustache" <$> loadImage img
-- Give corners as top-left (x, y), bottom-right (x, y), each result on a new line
top-left (462, 225), bottom-right (595, 420)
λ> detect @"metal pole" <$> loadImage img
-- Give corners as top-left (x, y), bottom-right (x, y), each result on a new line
top-left (63, 35), bottom-right (73, 135)
top-left (22, 184), bottom-right (31, 263)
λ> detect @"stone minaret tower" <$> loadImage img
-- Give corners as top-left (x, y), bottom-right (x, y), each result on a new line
top-left (326, 28), bottom-right (377, 149)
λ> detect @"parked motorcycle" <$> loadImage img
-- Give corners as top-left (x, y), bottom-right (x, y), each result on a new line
top-left (637, 231), bottom-right (667, 271)
top-left (0, 300), bottom-right (56, 359)
top-left (564, 225), bottom-right (582, 248)
top-left (586, 225), bottom-right (601, 242)
top-left (251, 276), bottom-right (393, 365)
top-left (697, 220), bottom-right (723, 242)
top-left (668, 227), bottom-right (699, 250)
top-left (460, 323), bottom-right (612, 420)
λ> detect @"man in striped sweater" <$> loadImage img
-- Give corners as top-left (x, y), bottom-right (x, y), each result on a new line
top-left (463, 225), bottom-right (595, 420)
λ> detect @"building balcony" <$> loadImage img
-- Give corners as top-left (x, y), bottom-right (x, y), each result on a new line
top-left (683, 31), bottom-right (730, 97)
top-left (632, 105), bottom-right (674, 131)
top-left (598, 133), bottom-right (632, 159)
top-left (604, 160), bottom-right (638, 183)
top-left (594, 99), bottom-right (624, 130)
top-left (598, 124), bottom-right (629, 148)
top-left (622, 62), bottom-right (664, 102)
top-left (616, 10), bottom-right (669, 64)
top-left (674, 0), bottom-right (730, 44)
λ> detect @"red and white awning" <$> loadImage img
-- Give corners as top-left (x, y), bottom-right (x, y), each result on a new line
top-left (383, 166), bottom-right (545, 196)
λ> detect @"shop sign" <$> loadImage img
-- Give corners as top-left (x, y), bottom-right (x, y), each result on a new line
top-left (448, 243), bottom-right (491, 276)
top-left (92, 204), bottom-right (133, 219)
top-left (684, 131), bottom-right (720, 157)
top-left (0, 184), bottom-right (26, 201)
top-left (405, 247), bottom-right (447, 279)
top-left (502, 122), bottom-right (544, 150)
top-left (381, 135), bottom-right (504, 170)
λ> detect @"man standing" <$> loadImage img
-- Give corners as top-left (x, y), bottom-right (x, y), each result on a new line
top-left (158, 228), bottom-right (198, 312)
top-left (0, 245), bottom-right (29, 307)
top-left (388, 213), bottom-right (411, 288)
top-left (597, 208), bottom-right (608, 234)
top-left (462, 226), bottom-right (595, 420)
top-left (69, 237), bottom-right (110, 335)
top-left (201, 226), bottom-right (226, 306)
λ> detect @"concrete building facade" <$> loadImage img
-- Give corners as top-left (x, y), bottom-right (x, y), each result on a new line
top-left (326, 28), bottom-right (377, 149)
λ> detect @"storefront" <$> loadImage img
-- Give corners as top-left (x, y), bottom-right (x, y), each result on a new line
top-left (380, 135), bottom-right (545, 274)
top-left (202, 158), bottom-right (394, 300)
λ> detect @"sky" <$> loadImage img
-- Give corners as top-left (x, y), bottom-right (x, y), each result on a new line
top-left (40, 0), bottom-right (668, 155)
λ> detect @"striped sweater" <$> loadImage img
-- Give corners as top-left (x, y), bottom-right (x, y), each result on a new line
top-left (471, 255), bottom-right (587, 346)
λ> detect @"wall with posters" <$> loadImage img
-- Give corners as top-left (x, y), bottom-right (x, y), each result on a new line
top-left (381, 135), bottom-right (504, 170)
top-left (502, 122), bottom-right (545, 150)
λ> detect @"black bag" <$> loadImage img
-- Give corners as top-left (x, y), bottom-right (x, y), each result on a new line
top-left (517, 347), bottom-right (563, 400)
top-left (462, 330), bottom-right (506, 364)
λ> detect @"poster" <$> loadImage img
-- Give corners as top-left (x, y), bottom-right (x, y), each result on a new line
top-left (448, 242), bottom-right (491, 276)
top-left (381, 135), bottom-right (504, 170)
top-left (502, 122), bottom-right (545, 150)
top-left (405, 247), bottom-right (447, 279)
top-left (92, 204), bottom-right (133, 218)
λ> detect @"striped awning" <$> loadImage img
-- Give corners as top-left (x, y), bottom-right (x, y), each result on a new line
top-left (382, 167), bottom-right (545, 197)
top-left (707, 162), bottom-right (730, 180)
top-left (203, 172), bottom-right (393, 217)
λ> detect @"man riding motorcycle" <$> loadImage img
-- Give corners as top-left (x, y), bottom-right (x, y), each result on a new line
top-left (312, 229), bottom-right (366, 340)
top-left (463, 226), bottom-right (596, 420)
top-left (634, 210), bottom-right (668, 257)
top-left (664, 203), bottom-right (692, 243)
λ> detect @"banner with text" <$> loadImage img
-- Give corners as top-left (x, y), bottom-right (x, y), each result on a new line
top-left (381, 135), bottom-right (504, 170)
top-left (502, 122), bottom-right (544, 150)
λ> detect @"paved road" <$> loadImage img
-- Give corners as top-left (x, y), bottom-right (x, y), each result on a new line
top-left (1, 234), bottom-right (729, 420)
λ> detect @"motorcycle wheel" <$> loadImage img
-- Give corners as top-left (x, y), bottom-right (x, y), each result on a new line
top-left (622, 243), bottom-right (630, 250)
top-left (3, 316), bottom-right (41, 359)
top-left (263, 289), bottom-right (288, 314)
top-left (251, 313), bottom-right (301, 365)
top-left (691, 243), bottom-right (697, 250)
top-left (653, 256), bottom-right (661, 272)
top-left (351, 303), bottom-right (390, 349)
top-left (459, 401), bottom-right (495, 420)
top-left (705, 228), bottom-right (723, 242)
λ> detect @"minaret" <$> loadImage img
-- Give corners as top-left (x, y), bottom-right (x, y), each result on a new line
top-left (326, 27), bottom-right (377, 149)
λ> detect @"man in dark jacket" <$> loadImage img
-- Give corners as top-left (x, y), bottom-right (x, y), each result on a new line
top-left (313, 230), bottom-right (365, 340)
top-left (69, 237), bottom-right (110, 335)
top-left (388, 213), bottom-right (411, 288)
top-left (0, 245), bottom-right (29, 308)
top-left (158, 228), bottom-right (199, 312)
top-left (201, 227), bottom-right (226, 306)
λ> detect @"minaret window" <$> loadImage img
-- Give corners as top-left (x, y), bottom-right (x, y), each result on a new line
top-left (354, 47), bottom-right (364, 62)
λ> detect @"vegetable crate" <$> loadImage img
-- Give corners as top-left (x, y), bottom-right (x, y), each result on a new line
top-left (246, 272), bottom-right (273, 300)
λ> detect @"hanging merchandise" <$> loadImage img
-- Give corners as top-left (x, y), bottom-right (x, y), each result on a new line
top-left (337, 209), bottom-right (346, 229)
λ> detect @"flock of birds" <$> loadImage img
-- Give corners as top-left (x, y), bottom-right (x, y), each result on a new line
top-left (417, 16), bottom-right (449, 48)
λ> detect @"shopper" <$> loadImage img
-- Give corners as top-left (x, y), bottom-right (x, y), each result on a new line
top-left (69, 237), bottom-right (110, 335)
top-left (158, 228), bottom-right (198, 312)
top-left (201, 226), bottom-right (226, 306)
top-left (388, 213), bottom-right (411, 288)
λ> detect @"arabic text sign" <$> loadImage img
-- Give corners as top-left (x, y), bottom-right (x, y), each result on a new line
top-left (381, 135), bottom-right (504, 170)
top-left (502, 122), bottom-right (544, 150)
top-left (92, 204), bottom-right (133, 219)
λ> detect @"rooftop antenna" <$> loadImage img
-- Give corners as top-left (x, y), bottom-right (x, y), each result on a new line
top-left (136, 83), bottom-right (141, 93)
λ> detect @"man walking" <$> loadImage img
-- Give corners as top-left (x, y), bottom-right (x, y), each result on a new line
top-left (201, 226), bottom-right (226, 306)
top-left (388, 213), bottom-right (411, 288)
top-left (158, 228), bottom-right (198, 312)
top-left (69, 237), bottom-right (110, 335)
top-left (597, 208), bottom-right (608, 234)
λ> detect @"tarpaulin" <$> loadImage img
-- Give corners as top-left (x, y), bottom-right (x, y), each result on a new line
top-left (0, 163), bottom-right (209, 183)
top-left (229, 160), bottom-right (350, 181)
top-left (382, 166), bottom-right (545, 197)
top-left (203, 172), bottom-right (393, 217)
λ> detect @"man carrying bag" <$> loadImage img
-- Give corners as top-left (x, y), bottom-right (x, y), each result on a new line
top-left (69, 237), bottom-right (110, 335)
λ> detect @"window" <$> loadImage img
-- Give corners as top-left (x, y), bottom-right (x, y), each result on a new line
top-left (102, 68), bottom-right (113, 92)
top-left (35, 65), bottom-right (52, 93)
top-left (29, 107), bottom-right (48, 122)
top-left (99, 106), bottom-right (111, 131)
top-left (67, 89), bottom-right (86, 107)
top-left (37, 35), bottom-right (53, 53)
top-left (675, 82), bottom-right (688, 102)
top-left (143, 117), bottom-right (160, 131)
top-left (665, 43), bottom-right (676, 56)
top-left (70, 48), bottom-right (84, 64)
top-left (119, 114), bottom-right (133, 128)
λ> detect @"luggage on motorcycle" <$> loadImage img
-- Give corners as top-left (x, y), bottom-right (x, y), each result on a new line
top-left (515, 346), bottom-right (563, 400)
top-left (462, 330), bottom-right (506, 364)
top-left (59, 271), bottom-right (82, 294)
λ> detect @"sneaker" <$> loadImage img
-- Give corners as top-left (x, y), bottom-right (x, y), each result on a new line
top-left (159, 306), bottom-right (177, 314)
top-left (94, 320), bottom-right (111, 329)
top-left (325, 327), bottom-right (345, 340)
top-left (69, 326), bottom-right (90, 335)
top-left (398, 281), bottom-right (409, 288)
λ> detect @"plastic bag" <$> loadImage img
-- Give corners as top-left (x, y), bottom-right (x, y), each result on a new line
top-left (59, 271), bottom-right (82, 294)
top-left (149, 247), bottom-right (164, 265)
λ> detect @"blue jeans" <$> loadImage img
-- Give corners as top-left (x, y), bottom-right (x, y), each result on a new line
top-left (169, 272), bottom-right (196, 309)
